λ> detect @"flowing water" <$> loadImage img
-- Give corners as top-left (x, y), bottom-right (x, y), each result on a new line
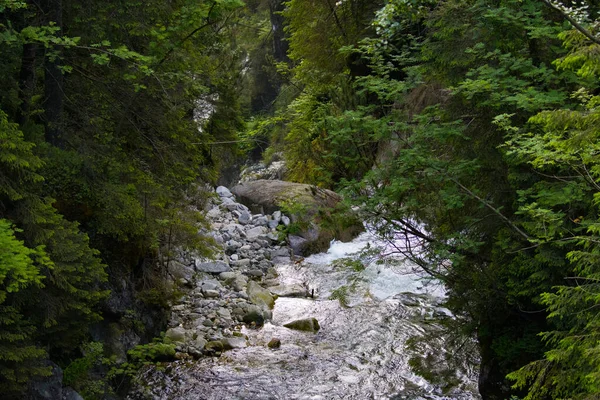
top-left (131, 230), bottom-right (480, 399)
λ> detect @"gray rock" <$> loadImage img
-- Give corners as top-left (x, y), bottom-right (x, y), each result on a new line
top-left (166, 327), bottom-right (187, 342)
top-left (281, 215), bottom-right (291, 226)
top-left (62, 387), bottom-right (84, 400)
top-left (267, 219), bottom-right (279, 230)
top-left (269, 284), bottom-right (308, 298)
top-left (231, 259), bottom-right (251, 267)
top-left (271, 247), bottom-right (290, 258)
top-left (203, 290), bottom-right (220, 298)
top-left (226, 240), bottom-right (242, 251)
top-left (268, 338), bottom-right (281, 349)
top-left (253, 215), bottom-right (268, 226)
top-left (247, 269), bottom-right (264, 278)
top-left (288, 235), bottom-right (309, 256)
top-left (272, 256), bottom-right (291, 265)
top-left (168, 260), bottom-right (195, 282)
top-left (273, 210), bottom-right (282, 222)
top-left (220, 196), bottom-right (236, 205)
top-left (219, 271), bottom-right (236, 281)
top-left (193, 337), bottom-right (207, 350)
top-left (196, 260), bottom-right (231, 274)
top-left (283, 318), bottom-right (320, 333)
top-left (207, 207), bottom-right (222, 219)
top-left (216, 186), bottom-right (234, 198)
top-left (246, 226), bottom-right (267, 240)
top-left (238, 210), bottom-right (252, 225)
top-left (221, 337), bottom-right (247, 350)
top-left (26, 361), bottom-right (63, 400)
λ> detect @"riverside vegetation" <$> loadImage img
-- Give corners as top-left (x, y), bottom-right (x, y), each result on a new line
top-left (2, 0), bottom-right (600, 399)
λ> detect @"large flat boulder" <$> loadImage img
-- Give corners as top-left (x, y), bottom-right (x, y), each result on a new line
top-left (231, 180), bottom-right (340, 215)
top-left (231, 180), bottom-right (363, 255)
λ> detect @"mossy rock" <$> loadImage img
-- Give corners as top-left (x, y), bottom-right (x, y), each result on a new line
top-left (283, 318), bottom-right (320, 333)
top-left (231, 180), bottom-right (363, 255)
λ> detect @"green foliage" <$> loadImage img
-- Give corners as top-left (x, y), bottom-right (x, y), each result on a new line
top-left (504, 28), bottom-right (600, 398)
top-left (63, 342), bottom-right (114, 400)
top-left (110, 337), bottom-right (176, 379)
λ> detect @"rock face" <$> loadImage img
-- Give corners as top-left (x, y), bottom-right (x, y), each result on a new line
top-left (25, 361), bottom-right (84, 400)
top-left (283, 318), bottom-right (321, 333)
top-left (231, 180), bottom-right (363, 255)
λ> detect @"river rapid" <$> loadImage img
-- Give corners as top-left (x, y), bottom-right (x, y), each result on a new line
top-left (130, 227), bottom-right (480, 400)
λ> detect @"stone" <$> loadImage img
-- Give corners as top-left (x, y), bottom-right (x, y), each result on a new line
top-left (281, 215), bottom-right (291, 226)
top-left (242, 307), bottom-right (265, 326)
top-left (267, 338), bottom-right (281, 349)
top-left (168, 260), bottom-right (195, 282)
top-left (216, 186), bottom-right (234, 198)
top-left (273, 210), bottom-right (282, 222)
top-left (269, 284), bottom-right (308, 298)
top-left (26, 361), bottom-right (64, 400)
top-left (247, 281), bottom-right (275, 309)
top-left (238, 210), bottom-right (252, 225)
top-left (207, 207), bottom-right (222, 219)
top-left (204, 340), bottom-right (224, 353)
top-left (219, 271), bottom-right (236, 282)
top-left (271, 247), bottom-right (290, 258)
top-left (217, 308), bottom-right (232, 318)
top-left (267, 219), bottom-right (279, 230)
top-left (221, 337), bottom-right (247, 350)
top-left (226, 240), bottom-right (242, 251)
top-left (165, 327), bottom-right (187, 342)
top-left (230, 254), bottom-right (239, 261)
top-left (200, 281), bottom-right (221, 292)
top-left (196, 260), bottom-right (231, 274)
top-left (193, 337), bottom-right (207, 350)
top-left (246, 269), bottom-right (264, 278)
top-left (62, 387), bottom-right (84, 400)
top-left (253, 215), bottom-right (268, 226)
top-left (231, 259), bottom-right (251, 267)
top-left (283, 318), bottom-right (320, 333)
top-left (203, 290), bottom-right (220, 298)
top-left (245, 226), bottom-right (267, 240)
top-left (288, 235), bottom-right (309, 256)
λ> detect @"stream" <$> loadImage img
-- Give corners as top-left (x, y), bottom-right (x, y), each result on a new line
top-left (130, 229), bottom-right (480, 400)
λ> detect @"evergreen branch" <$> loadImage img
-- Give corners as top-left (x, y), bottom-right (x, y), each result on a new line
top-left (540, 0), bottom-right (600, 46)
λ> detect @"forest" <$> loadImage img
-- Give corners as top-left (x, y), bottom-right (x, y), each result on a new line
top-left (1, 0), bottom-right (600, 398)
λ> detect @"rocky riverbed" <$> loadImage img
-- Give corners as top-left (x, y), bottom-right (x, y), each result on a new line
top-left (159, 185), bottom-right (306, 359)
top-left (128, 185), bottom-right (481, 399)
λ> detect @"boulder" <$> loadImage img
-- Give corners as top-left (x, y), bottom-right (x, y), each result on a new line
top-left (231, 180), bottom-right (338, 214)
top-left (216, 186), bottom-right (234, 198)
top-left (165, 327), bottom-right (187, 342)
top-left (231, 180), bottom-right (363, 255)
top-left (237, 210), bottom-right (252, 225)
top-left (283, 318), bottom-right (320, 333)
top-left (168, 260), bottom-right (195, 282)
top-left (247, 281), bottom-right (275, 310)
top-left (196, 260), bottom-right (231, 274)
